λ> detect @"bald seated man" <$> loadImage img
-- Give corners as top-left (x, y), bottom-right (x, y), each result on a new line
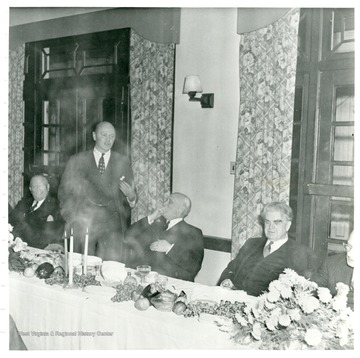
top-left (311, 230), bottom-right (355, 310)
top-left (124, 193), bottom-right (204, 282)
top-left (58, 121), bottom-right (137, 262)
top-left (9, 175), bottom-right (65, 249)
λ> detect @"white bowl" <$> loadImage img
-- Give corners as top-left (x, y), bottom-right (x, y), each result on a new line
top-left (101, 261), bottom-right (127, 282)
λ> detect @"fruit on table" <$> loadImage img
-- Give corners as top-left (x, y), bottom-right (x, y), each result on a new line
top-left (172, 301), bottom-right (187, 315)
top-left (134, 297), bottom-right (151, 311)
top-left (131, 289), bottom-right (142, 301)
top-left (35, 262), bottom-right (55, 279)
top-left (141, 283), bottom-right (160, 299)
top-left (150, 290), bottom-right (177, 311)
top-left (23, 267), bottom-right (35, 278)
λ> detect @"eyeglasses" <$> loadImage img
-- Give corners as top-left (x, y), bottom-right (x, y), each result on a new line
top-left (343, 243), bottom-right (352, 251)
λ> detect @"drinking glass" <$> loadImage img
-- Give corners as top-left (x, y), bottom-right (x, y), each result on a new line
top-left (136, 265), bottom-right (151, 285)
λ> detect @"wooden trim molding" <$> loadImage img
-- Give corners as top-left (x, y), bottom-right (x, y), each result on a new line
top-left (204, 235), bottom-right (231, 253)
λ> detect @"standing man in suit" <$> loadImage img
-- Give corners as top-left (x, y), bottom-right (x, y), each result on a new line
top-left (9, 175), bottom-right (65, 249)
top-left (124, 193), bottom-right (204, 282)
top-left (312, 231), bottom-right (354, 309)
top-left (218, 202), bottom-right (318, 296)
top-left (58, 121), bottom-right (137, 262)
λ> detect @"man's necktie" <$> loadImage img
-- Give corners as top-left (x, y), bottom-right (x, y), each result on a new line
top-left (29, 201), bottom-right (38, 213)
top-left (263, 241), bottom-right (273, 258)
top-left (98, 153), bottom-right (105, 174)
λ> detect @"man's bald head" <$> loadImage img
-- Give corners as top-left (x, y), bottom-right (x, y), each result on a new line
top-left (92, 121), bottom-right (116, 153)
top-left (29, 175), bottom-right (49, 202)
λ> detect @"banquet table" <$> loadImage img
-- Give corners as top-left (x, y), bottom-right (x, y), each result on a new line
top-left (9, 252), bottom-right (255, 350)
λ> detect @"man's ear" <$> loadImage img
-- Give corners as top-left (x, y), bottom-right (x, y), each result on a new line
top-left (92, 132), bottom-right (96, 141)
top-left (286, 221), bottom-right (291, 231)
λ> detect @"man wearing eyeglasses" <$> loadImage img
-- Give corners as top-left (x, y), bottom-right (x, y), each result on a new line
top-left (312, 230), bottom-right (354, 309)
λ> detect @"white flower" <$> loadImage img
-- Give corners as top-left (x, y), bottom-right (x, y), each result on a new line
top-left (336, 323), bottom-right (349, 340)
top-left (265, 316), bottom-right (278, 331)
top-left (332, 296), bottom-right (347, 311)
top-left (304, 328), bottom-right (322, 346)
top-left (317, 287), bottom-right (332, 303)
top-left (235, 313), bottom-right (248, 326)
top-left (267, 289), bottom-right (280, 303)
top-left (278, 314), bottom-right (291, 327)
top-left (298, 295), bottom-right (320, 314)
top-left (280, 285), bottom-right (293, 299)
top-left (13, 237), bottom-right (28, 252)
top-left (8, 231), bottom-right (14, 247)
top-left (268, 280), bottom-right (283, 292)
top-left (287, 308), bottom-right (301, 321)
top-left (8, 223), bottom-right (13, 232)
top-left (335, 282), bottom-right (350, 296)
top-left (251, 322), bottom-right (262, 340)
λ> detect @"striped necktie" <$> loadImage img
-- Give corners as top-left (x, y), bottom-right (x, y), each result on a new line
top-left (263, 241), bottom-right (273, 258)
top-left (98, 153), bottom-right (105, 174)
top-left (29, 201), bottom-right (38, 213)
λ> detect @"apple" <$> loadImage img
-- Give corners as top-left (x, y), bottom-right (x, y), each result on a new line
top-left (134, 297), bottom-right (151, 311)
top-left (172, 301), bottom-right (187, 315)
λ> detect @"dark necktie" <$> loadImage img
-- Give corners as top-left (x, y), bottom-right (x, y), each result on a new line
top-left (29, 201), bottom-right (38, 213)
top-left (263, 241), bottom-right (273, 258)
top-left (98, 153), bottom-right (105, 174)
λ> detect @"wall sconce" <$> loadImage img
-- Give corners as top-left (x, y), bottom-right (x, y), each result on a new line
top-left (183, 75), bottom-right (214, 108)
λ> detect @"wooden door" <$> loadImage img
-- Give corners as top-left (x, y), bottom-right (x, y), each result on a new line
top-left (304, 70), bottom-right (354, 257)
top-left (23, 28), bottom-right (131, 194)
top-left (291, 9), bottom-right (355, 258)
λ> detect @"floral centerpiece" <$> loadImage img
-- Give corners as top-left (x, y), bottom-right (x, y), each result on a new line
top-left (8, 224), bottom-right (29, 272)
top-left (217, 268), bottom-right (353, 350)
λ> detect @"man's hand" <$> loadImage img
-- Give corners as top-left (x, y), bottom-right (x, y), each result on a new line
top-left (220, 279), bottom-right (235, 290)
top-left (148, 208), bottom-right (164, 223)
top-left (118, 177), bottom-right (136, 202)
top-left (150, 239), bottom-right (171, 253)
top-left (46, 215), bottom-right (54, 222)
top-left (44, 243), bottom-right (64, 253)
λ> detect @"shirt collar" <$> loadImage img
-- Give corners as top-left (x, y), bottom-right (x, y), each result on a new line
top-left (166, 218), bottom-right (183, 230)
top-left (93, 147), bottom-right (111, 166)
top-left (93, 147), bottom-right (111, 157)
top-left (265, 235), bottom-right (288, 252)
top-left (32, 197), bottom-right (46, 209)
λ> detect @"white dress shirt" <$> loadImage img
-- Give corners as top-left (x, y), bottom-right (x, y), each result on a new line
top-left (31, 198), bottom-right (45, 211)
top-left (93, 147), bottom-right (111, 168)
top-left (265, 235), bottom-right (288, 254)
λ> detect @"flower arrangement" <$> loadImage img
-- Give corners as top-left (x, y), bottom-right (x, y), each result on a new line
top-left (8, 224), bottom-right (29, 272)
top-left (218, 269), bottom-right (354, 350)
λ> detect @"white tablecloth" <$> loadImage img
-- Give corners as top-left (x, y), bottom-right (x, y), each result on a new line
top-left (9, 264), bottom-right (254, 349)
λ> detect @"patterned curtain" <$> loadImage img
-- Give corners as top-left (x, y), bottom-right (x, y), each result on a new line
top-left (129, 29), bottom-right (175, 222)
top-left (231, 9), bottom-right (300, 256)
top-left (8, 44), bottom-right (25, 208)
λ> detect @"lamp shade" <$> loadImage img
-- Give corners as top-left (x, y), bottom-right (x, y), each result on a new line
top-left (183, 75), bottom-right (203, 94)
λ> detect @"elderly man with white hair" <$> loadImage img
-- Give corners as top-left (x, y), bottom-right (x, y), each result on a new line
top-left (9, 174), bottom-right (65, 249)
top-left (124, 192), bottom-right (204, 282)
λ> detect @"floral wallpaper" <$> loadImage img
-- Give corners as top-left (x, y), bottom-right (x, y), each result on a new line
top-left (8, 44), bottom-right (25, 209)
top-left (129, 29), bottom-right (175, 222)
top-left (231, 9), bottom-right (300, 256)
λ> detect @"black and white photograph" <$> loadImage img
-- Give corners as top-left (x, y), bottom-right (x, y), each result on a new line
top-left (1, 0), bottom-right (358, 352)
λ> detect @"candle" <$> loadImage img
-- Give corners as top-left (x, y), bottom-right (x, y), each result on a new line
top-left (68, 228), bottom-right (74, 286)
top-left (64, 230), bottom-right (68, 276)
top-left (83, 228), bottom-right (89, 275)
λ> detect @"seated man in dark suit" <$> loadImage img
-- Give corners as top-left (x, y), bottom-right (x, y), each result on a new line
top-left (124, 193), bottom-right (204, 282)
top-left (218, 202), bottom-right (318, 296)
top-left (311, 231), bottom-right (354, 310)
top-left (9, 175), bottom-right (65, 249)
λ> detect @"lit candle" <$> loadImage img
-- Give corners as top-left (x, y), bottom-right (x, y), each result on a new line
top-left (83, 228), bottom-right (89, 275)
top-left (68, 228), bottom-right (74, 285)
top-left (64, 230), bottom-right (68, 276)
